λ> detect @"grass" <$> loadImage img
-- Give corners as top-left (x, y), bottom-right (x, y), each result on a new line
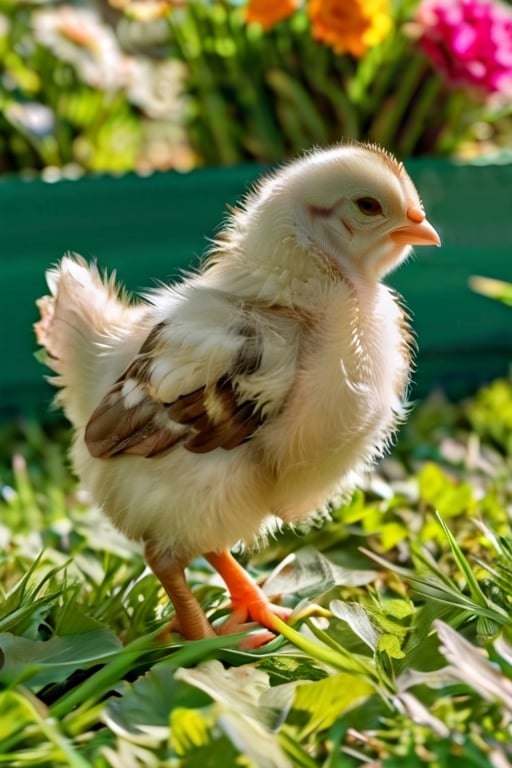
top-left (1, 379), bottom-right (512, 767)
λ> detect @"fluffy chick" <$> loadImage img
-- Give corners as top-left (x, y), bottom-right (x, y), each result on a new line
top-left (35, 142), bottom-right (440, 643)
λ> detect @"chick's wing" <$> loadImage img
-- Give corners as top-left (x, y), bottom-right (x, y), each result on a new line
top-left (84, 287), bottom-right (301, 459)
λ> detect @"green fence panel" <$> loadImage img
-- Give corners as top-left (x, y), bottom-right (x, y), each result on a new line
top-left (1, 159), bottom-right (511, 421)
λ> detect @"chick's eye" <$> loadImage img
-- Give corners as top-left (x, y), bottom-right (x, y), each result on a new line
top-left (355, 197), bottom-right (383, 216)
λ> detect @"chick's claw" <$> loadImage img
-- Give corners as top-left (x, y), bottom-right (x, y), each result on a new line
top-left (166, 601), bottom-right (289, 649)
top-left (216, 603), bottom-right (292, 650)
top-left (206, 549), bottom-right (291, 630)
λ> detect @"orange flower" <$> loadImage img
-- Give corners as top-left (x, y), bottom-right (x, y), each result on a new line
top-left (308, 0), bottom-right (392, 57)
top-left (245, 0), bottom-right (299, 31)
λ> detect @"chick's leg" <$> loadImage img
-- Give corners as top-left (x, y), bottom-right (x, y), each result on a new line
top-left (145, 542), bottom-right (215, 640)
top-left (205, 550), bottom-right (291, 640)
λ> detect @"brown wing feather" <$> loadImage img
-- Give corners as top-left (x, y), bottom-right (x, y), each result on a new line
top-left (179, 377), bottom-right (264, 454)
top-left (84, 322), bottom-right (266, 460)
top-left (84, 381), bottom-right (183, 458)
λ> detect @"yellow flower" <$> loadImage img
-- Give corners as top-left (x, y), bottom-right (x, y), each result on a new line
top-left (245, 0), bottom-right (299, 31)
top-left (308, 0), bottom-right (392, 57)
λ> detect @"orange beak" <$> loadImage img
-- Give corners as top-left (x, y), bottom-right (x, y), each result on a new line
top-left (390, 205), bottom-right (441, 247)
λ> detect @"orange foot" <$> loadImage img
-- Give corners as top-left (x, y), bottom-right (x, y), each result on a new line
top-left (206, 550), bottom-right (291, 648)
top-left (146, 542), bottom-right (290, 648)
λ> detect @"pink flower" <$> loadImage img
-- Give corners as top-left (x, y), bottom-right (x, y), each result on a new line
top-left (415, 0), bottom-right (512, 98)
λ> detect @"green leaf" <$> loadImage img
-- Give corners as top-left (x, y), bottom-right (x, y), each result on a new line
top-left (53, 591), bottom-right (112, 636)
top-left (174, 659), bottom-right (277, 729)
top-left (256, 655), bottom-right (328, 687)
top-left (0, 689), bottom-right (39, 742)
top-left (435, 513), bottom-right (491, 609)
top-left (377, 634), bottom-right (405, 660)
top-left (418, 463), bottom-right (475, 518)
top-left (263, 546), bottom-right (377, 600)
top-left (169, 736), bottom-right (241, 768)
top-left (52, 631), bottom-right (246, 721)
top-left (330, 601), bottom-right (380, 651)
top-left (105, 661), bottom-right (211, 747)
top-left (379, 520), bottom-right (409, 550)
top-left (379, 599), bottom-right (415, 621)
top-left (469, 275), bottom-right (512, 307)
top-left (0, 628), bottom-right (122, 689)
top-left (282, 673), bottom-right (374, 739)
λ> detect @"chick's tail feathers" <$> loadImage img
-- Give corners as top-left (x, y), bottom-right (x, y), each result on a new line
top-left (35, 255), bottom-right (145, 426)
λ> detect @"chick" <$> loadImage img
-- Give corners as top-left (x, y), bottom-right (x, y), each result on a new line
top-left (35, 143), bottom-right (440, 643)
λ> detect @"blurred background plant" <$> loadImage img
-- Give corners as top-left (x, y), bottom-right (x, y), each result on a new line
top-left (0, 0), bottom-right (194, 175)
top-left (0, 0), bottom-right (510, 176)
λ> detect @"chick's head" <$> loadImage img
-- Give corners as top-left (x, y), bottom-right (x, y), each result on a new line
top-left (253, 143), bottom-right (440, 286)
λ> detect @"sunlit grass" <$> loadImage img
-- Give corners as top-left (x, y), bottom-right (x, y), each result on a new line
top-left (1, 379), bottom-right (512, 766)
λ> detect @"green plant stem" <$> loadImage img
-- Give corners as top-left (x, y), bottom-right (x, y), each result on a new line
top-left (398, 73), bottom-right (443, 157)
top-left (0, 689), bottom-right (89, 765)
top-left (30, 712), bottom-right (91, 768)
top-left (171, 4), bottom-right (240, 164)
top-left (354, 32), bottom-right (405, 114)
top-left (367, 54), bottom-right (429, 152)
top-left (435, 512), bottom-right (503, 613)
top-left (279, 729), bottom-right (320, 768)
top-left (272, 616), bottom-right (376, 679)
top-left (434, 88), bottom-right (476, 154)
top-left (300, 23), bottom-right (359, 139)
